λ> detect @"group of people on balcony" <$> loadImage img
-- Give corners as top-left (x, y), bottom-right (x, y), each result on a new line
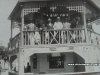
top-left (24, 16), bottom-right (84, 45)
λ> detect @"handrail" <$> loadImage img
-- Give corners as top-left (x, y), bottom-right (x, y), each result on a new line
top-left (87, 29), bottom-right (100, 36)
top-left (23, 28), bottom-right (85, 32)
top-left (87, 29), bottom-right (100, 45)
top-left (10, 33), bottom-right (20, 50)
top-left (11, 33), bottom-right (20, 40)
top-left (23, 28), bottom-right (86, 45)
top-left (10, 28), bottom-right (93, 49)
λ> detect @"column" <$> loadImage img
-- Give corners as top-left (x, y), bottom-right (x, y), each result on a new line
top-left (9, 55), bottom-right (11, 71)
top-left (30, 56), bottom-right (33, 73)
top-left (83, 2), bottom-right (89, 43)
top-left (18, 49), bottom-right (24, 75)
top-left (20, 5), bottom-right (24, 46)
top-left (10, 20), bottom-right (13, 49)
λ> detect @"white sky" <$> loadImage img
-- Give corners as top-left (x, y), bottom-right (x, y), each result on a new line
top-left (0, 0), bottom-right (100, 47)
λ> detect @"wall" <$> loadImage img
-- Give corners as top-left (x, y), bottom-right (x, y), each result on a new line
top-left (29, 45), bottom-right (100, 74)
top-left (74, 45), bottom-right (100, 72)
top-left (31, 52), bottom-right (74, 74)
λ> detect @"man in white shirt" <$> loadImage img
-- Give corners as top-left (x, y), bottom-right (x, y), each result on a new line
top-left (63, 18), bottom-right (71, 29)
top-left (27, 20), bottom-right (36, 45)
top-left (53, 17), bottom-right (63, 43)
top-left (53, 17), bottom-right (63, 30)
top-left (63, 18), bottom-right (71, 43)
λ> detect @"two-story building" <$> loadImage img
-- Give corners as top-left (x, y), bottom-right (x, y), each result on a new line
top-left (8, 0), bottom-right (100, 75)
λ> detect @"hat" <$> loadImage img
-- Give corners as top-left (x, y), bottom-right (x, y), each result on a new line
top-left (48, 18), bottom-right (51, 21)
top-left (57, 17), bottom-right (60, 19)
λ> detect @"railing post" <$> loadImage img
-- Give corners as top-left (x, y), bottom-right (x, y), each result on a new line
top-left (83, 2), bottom-right (89, 43)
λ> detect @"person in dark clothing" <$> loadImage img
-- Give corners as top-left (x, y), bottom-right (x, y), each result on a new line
top-left (70, 17), bottom-right (77, 43)
top-left (70, 18), bottom-right (77, 28)
top-left (26, 62), bottom-right (31, 73)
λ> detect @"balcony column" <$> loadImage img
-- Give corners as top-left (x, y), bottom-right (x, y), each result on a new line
top-left (10, 20), bottom-right (13, 49)
top-left (18, 49), bottom-right (24, 75)
top-left (30, 56), bottom-right (33, 73)
top-left (83, 2), bottom-right (89, 43)
top-left (18, 5), bottom-right (24, 75)
top-left (20, 5), bottom-right (24, 46)
top-left (9, 55), bottom-right (11, 71)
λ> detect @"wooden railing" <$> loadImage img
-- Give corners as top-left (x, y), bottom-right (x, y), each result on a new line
top-left (87, 30), bottom-right (100, 45)
top-left (23, 28), bottom-right (86, 45)
top-left (10, 33), bottom-right (20, 50)
top-left (10, 28), bottom-right (87, 50)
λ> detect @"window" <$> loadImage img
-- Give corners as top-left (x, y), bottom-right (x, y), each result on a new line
top-left (33, 54), bottom-right (37, 69)
top-left (49, 55), bottom-right (64, 69)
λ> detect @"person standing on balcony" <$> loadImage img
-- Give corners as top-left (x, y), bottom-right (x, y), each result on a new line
top-left (27, 20), bottom-right (36, 45)
top-left (70, 16), bottom-right (81, 43)
top-left (53, 17), bottom-right (63, 43)
top-left (53, 17), bottom-right (63, 30)
top-left (34, 27), bottom-right (41, 45)
top-left (47, 18), bottom-right (53, 30)
top-left (87, 19), bottom-right (92, 30)
top-left (63, 18), bottom-right (71, 43)
top-left (47, 18), bottom-right (54, 43)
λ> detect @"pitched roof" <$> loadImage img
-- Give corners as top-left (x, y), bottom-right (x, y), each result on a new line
top-left (8, 0), bottom-right (100, 20)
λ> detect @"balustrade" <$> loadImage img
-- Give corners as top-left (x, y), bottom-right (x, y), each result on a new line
top-left (10, 33), bottom-right (20, 50)
top-left (88, 30), bottom-right (100, 45)
top-left (10, 28), bottom-right (100, 50)
top-left (23, 28), bottom-right (86, 45)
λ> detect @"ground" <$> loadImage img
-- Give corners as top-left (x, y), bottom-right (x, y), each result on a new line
top-left (1, 70), bottom-right (8, 75)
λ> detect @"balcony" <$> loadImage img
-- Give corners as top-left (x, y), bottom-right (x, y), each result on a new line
top-left (87, 29), bottom-right (100, 45)
top-left (9, 28), bottom-right (100, 50)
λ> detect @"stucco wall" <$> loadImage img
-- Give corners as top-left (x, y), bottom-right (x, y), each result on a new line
top-left (29, 45), bottom-right (100, 74)
top-left (32, 52), bottom-right (74, 74)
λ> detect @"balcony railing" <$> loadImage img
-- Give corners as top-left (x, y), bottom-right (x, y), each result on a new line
top-left (10, 28), bottom-right (87, 50)
top-left (23, 28), bottom-right (86, 45)
top-left (88, 30), bottom-right (100, 45)
top-left (10, 33), bottom-right (20, 50)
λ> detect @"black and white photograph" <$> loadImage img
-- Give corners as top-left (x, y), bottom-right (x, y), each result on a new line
top-left (0, 0), bottom-right (100, 75)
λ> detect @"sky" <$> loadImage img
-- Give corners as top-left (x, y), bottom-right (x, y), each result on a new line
top-left (0, 0), bottom-right (100, 47)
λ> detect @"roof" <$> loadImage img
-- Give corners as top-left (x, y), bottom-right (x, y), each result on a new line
top-left (8, 0), bottom-right (100, 20)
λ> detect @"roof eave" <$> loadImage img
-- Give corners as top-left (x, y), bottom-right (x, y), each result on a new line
top-left (86, 0), bottom-right (100, 13)
top-left (8, 2), bottom-right (22, 20)
top-left (8, 0), bottom-right (100, 20)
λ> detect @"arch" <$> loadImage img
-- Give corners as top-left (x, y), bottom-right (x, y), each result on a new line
top-left (10, 55), bottom-right (17, 69)
top-left (73, 52), bottom-right (85, 72)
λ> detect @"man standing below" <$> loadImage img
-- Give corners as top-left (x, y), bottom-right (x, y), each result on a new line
top-left (53, 17), bottom-right (63, 43)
